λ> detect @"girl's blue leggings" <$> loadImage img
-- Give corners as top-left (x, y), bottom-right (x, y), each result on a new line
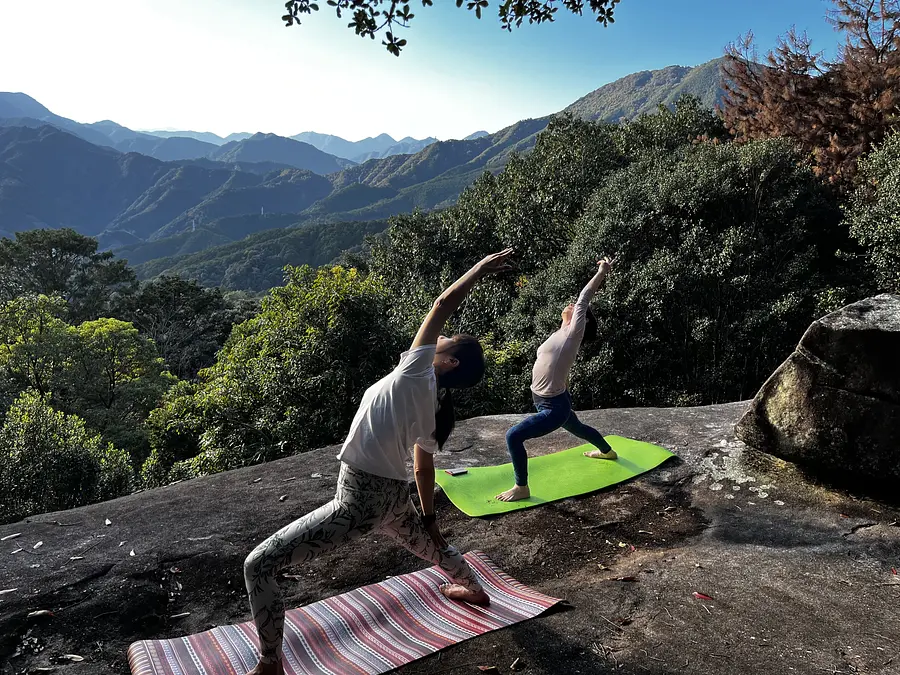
top-left (506, 391), bottom-right (612, 486)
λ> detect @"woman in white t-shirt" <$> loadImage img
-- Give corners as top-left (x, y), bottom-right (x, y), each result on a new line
top-left (243, 248), bottom-right (513, 675)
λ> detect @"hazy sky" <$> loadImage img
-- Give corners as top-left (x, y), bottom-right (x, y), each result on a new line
top-left (0, 0), bottom-right (841, 141)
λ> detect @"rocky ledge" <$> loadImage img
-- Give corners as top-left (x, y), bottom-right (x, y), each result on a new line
top-left (1, 401), bottom-right (899, 674)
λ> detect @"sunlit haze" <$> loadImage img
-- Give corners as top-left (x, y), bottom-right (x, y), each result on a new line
top-left (1, 0), bottom-right (839, 140)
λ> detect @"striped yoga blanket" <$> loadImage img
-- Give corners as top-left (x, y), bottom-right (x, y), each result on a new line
top-left (128, 550), bottom-right (562, 675)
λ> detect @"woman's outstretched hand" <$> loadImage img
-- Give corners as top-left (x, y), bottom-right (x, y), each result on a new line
top-left (475, 248), bottom-right (514, 277)
top-left (597, 255), bottom-right (618, 275)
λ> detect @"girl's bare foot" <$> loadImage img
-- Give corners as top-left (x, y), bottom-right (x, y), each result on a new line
top-left (584, 449), bottom-right (617, 460)
top-left (495, 485), bottom-right (530, 502)
top-left (440, 583), bottom-right (490, 605)
top-left (247, 660), bottom-right (283, 675)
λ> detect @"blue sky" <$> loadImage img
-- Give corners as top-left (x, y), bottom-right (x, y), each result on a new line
top-left (0, 0), bottom-right (840, 141)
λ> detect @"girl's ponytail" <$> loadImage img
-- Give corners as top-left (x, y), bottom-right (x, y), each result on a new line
top-left (434, 388), bottom-right (455, 450)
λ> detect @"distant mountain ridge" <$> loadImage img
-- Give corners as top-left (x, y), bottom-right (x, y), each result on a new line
top-left (0, 93), bottom-right (348, 174)
top-left (0, 57), bottom-right (728, 288)
top-left (143, 130), bottom-right (253, 145)
top-left (292, 131), bottom-right (439, 163)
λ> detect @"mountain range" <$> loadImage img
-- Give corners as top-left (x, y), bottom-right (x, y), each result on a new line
top-left (0, 58), bottom-right (728, 290)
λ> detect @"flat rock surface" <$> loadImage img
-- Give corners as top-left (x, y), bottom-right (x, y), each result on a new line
top-left (2, 401), bottom-right (899, 674)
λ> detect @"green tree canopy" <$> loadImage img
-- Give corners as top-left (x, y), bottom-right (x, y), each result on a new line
top-left (846, 130), bottom-right (900, 293)
top-left (143, 265), bottom-right (402, 485)
top-left (112, 275), bottom-right (250, 380)
top-left (0, 390), bottom-right (131, 524)
top-left (282, 0), bottom-right (621, 55)
top-left (509, 137), bottom-right (851, 408)
top-left (0, 229), bottom-right (137, 321)
top-left (0, 295), bottom-right (175, 461)
top-left (63, 318), bottom-right (175, 460)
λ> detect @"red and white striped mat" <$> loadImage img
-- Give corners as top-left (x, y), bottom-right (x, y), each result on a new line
top-left (128, 551), bottom-right (562, 675)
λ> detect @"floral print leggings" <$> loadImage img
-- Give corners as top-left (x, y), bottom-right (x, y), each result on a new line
top-left (243, 462), bottom-right (483, 665)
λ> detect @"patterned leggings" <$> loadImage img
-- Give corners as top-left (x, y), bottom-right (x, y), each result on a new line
top-left (243, 462), bottom-right (483, 665)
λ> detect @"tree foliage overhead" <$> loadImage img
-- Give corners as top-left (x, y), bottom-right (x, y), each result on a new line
top-left (721, 0), bottom-right (900, 187)
top-left (282, 0), bottom-right (621, 54)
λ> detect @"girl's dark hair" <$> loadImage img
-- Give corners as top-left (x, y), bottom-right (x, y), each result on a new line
top-left (433, 334), bottom-right (484, 450)
top-left (583, 308), bottom-right (598, 342)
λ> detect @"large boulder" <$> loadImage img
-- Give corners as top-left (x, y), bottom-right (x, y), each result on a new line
top-left (735, 294), bottom-right (900, 484)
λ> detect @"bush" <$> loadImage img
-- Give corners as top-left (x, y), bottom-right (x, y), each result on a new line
top-left (0, 390), bottom-right (132, 523)
top-left (846, 131), bottom-right (900, 293)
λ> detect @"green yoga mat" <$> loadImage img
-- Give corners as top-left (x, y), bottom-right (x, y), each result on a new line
top-left (435, 436), bottom-right (675, 517)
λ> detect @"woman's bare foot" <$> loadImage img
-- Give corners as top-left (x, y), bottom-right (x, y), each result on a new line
top-left (247, 660), bottom-right (283, 675)
top-left (496, 485), bottom-right (530, 502)
top-left (584, 449), bottom-right (618, 460)
top-left (440, 583), bottom-right (490, 605)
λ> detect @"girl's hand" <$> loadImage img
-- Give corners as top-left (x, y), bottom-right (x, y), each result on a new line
top-left (475, 248), bottom-right (514, 277)
top-left (597, 255), bottom-right (617, 275)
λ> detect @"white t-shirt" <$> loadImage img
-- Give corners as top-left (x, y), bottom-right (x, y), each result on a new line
top-left (336, 344), bottom-right (438, 481)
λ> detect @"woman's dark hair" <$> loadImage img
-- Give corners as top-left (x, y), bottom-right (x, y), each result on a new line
top-left (433, 334), bottom-right (484, 450)
top-left (437, 335), bottom-right (485, 389)
top-left (434, 388), bottom-right (455, 450)
top-left (583, 308), bottom-right (598, 342)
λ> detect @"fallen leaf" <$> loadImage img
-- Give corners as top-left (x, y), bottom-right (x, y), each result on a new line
top-left (30, 563), bottom-right (41, 568)
top-left (105, 519), bottom-right (112, 526)
top-left (27, 610), bottom-right (54, 619)
top-left (311, 473), bottom-right (322, 478)
top-left (118, 541), bottom-right (125, 547)
top-left (60, 654), bottom-right (84, 662)
top-left (617, 542), bottom-right (627, 548)
top-left (0, 533), bottom-right (21, 541)
top-left (252, 478), bottom-right (262, 484)
top-left (693, 592), bottom-right (715, 601)
top-left (0, 588), bottom-right (17, 595)
top-left (169, 567), bottom-right (181, 574)
top-left (33, 541), bottom-right (43, 550)
top-left (279, 495), bottom-right (288, 502)
top-left (629, 544), bottom-right (636, 552)
top-left (840, 514), bottom-right (849, 518)
top-left (597, 564), bottom-right (609, 570)
top-left (170, 612), bottom-right (191, 619)
top-left (69, 556), bottom-right (83, 561)
top-left (638, 530), bottom-right (653, 535)
top-left (893, 568), bottom-right (897, 575)
top-left (477, 667), bottom-right (499, 674)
